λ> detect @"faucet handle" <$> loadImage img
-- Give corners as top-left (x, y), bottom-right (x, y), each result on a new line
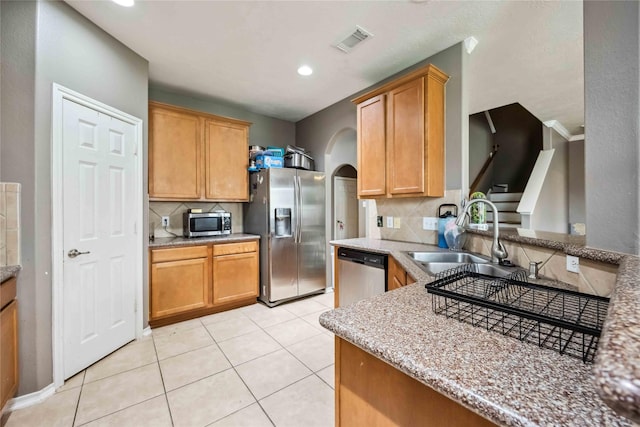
top-left (528, 261), bottom-right (542, 279)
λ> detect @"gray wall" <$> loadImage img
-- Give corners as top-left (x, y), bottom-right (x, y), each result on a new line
top-left (149, 87), bottom-right (295, 149)
top-left (1, 0), bottom-right (149, 394)
top-left (584, 1), bottom-right (639, 255)
top-left (568, 139), bottom-right (585, 225)
top-left (296, 42), bottom-right (466, 191)
top-left (1, 0), bottom-right (38, 395)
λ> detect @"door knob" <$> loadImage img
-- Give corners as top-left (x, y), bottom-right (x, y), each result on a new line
top-left (68, 249), bottom-right (90, 258)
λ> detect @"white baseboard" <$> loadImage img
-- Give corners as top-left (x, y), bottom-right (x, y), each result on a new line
top-left (5, 383), bottom-right (55, 412)
top-left (142, 326), bottom-right (152, 337)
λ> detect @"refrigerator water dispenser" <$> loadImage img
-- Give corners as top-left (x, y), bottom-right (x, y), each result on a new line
top-left (275, 208), bottom-right (292, 237)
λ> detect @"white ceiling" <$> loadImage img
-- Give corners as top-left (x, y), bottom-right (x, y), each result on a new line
top-left (65, 0), bottom-right (584, 135)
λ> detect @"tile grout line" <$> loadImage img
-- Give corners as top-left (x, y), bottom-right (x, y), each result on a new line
top-left (199, 317), bottom-right (277, 427)
top-left (212, 297), bottom-right (332, 425)
top-left (151, 330), bottom-right (176, 427)
top-left (70, 370), bottom-right (86, 427)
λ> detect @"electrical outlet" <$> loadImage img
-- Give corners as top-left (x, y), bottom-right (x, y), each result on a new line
top-left (393, 217), bottom-right (401, 228)
top-left (566, 255), bottom-right (580, 273)
top-left (161, 216), bottom-right (170, 227)
top-left (422, 217), bottom-right (438, 230)
top-left (377, 216), bottom-right (383, 227)
top-left (386, 216), bottom-right (394, 228)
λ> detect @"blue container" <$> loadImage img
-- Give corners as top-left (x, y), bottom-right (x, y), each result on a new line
top-left (437, 204), bottom-right (458, 248)
top-left (255, 155), bottom-right (284, 169)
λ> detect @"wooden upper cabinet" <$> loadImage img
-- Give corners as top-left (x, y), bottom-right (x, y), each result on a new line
top-left (353, 64), bottom-right (448, 199)
top-left (149, 104), bottom-right (201, 199)
top-left (387, 78), bottom-right (425, 195)
top-left (204, 119), bottom-right (249, 201)
top-left (357, 95), bottom-right (387, 197)
top-left (149, 101), bottom-right (251, 201)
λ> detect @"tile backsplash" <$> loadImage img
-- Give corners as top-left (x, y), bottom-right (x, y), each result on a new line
top-left (0, 183), bottom-right (21, 266)
top-left (465, 234), bottom-right (617, 297)
top-left (149, 201), bottom-right (244, 239)
top-left (372, 190), bottom-right (463, 245)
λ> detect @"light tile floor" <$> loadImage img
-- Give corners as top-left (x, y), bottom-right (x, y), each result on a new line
top-left (2, 292), bottom-right (336, 427)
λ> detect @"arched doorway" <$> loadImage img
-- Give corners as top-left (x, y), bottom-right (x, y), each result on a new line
top-left (333, 164), bottom-right (359, 241)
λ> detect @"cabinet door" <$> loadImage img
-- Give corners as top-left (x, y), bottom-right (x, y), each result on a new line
top-left (387, 78), bottom-right (425, 196)
top-left (388, 256), bottom-right (407, 291)
top-left (204, 119), bottom-right (249, 201)
top-left (357, 95), bottom-right (387, 197)
top-left (213, 252), bottom-right (259, 305)
top-left (1, 300), bottom-right (18, 409)
top-left (150, 257), bottom-right (210, 319)
top-left (149, 104), bottom-right (202, 199)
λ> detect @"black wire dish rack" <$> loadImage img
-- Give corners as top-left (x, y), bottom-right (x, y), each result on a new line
top-left (425, 264), bottom-right (610, 363)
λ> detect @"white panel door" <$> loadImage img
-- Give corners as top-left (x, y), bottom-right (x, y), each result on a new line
top-left (334, 177), bottom-right (358, 240)
top-left (62, 99), bottom-right (136, 379)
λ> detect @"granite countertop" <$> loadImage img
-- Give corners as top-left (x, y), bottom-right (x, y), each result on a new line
top-left (149, 233), bottom-right (260, 248)
top-left (468, 229), bottom-right (640, 421)
top-left (323, 237), bottom-right (637, 426)
top-left (0, 265), bottom-right (21, 283)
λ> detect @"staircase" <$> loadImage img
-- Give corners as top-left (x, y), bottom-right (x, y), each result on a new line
top-left (486, 192), bottom-right (522, 229)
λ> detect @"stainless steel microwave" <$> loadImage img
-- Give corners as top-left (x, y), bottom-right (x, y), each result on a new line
top-left (183, 211), bottom-right (231, 237)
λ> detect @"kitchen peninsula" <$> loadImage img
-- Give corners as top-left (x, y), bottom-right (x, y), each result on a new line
top-left (321, 237), bottom-right (638, 426)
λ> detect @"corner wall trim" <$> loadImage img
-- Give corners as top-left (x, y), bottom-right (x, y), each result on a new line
top-left (5, 383), bottom-right (55, 412)
top-left (543, 120), bottom-right (572, 141)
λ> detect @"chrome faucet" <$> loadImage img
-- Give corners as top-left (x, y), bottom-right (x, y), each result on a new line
top-left (455, 199), bottom-right (508, 264)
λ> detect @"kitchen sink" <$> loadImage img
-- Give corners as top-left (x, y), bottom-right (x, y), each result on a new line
top-left (407, 251), bottom-right (489, 264)
top-left (405, 251), bottom-right (513, 277)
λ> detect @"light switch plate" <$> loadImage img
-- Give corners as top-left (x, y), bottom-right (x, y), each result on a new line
top-left (393, 217), bottom-right (401, 228)
top-left (566, 255), bottom-right (580, 273)
top-left (423, 217), bottom-right (438, 230)
top-left (386, 216), bottom-right (394, 228)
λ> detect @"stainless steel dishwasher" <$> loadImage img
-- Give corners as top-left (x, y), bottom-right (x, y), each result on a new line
top-left (337, 247), bottom-right (387, 307)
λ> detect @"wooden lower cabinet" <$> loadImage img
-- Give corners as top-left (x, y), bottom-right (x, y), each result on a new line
top-left (150, 254), bottom-right (210, 319)
top-left (149, 240), bottom-right (259, 327)
top-left (213, 247), bottom-right (259, 306)
top-left (388, 256), bottom-right (416, 291)
top-left (1, 277), bottom-right (18, 410)
top-left (336, 338), bottom-right (495, 427)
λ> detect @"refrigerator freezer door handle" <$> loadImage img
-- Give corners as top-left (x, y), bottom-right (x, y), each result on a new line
top-left (296, 175), bottom-right (302, 244)
top-left (293, 175), bottom-right (299, 244)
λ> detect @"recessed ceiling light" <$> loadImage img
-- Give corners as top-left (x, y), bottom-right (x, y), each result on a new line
top-left (112, 0), bottom-right (134, 7)
top-left (297, 65), bottom-right (313, 76)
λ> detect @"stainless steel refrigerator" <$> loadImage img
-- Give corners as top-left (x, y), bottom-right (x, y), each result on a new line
top-left (244, 168), bottom-right (326, 306)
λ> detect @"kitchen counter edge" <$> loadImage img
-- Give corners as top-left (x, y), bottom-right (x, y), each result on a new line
top-left (0, 265), bottom-right (21, 283)
top-left (328, 237), bottom-right (639, 425)
top-left (148, 233), bottom-right (260, 249)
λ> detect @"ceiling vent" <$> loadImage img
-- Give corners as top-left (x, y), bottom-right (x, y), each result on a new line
top-left (335, 26), bottom-right (373, 53)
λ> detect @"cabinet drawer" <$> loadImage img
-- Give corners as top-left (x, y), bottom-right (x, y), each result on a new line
top-left (0, 277), bottom-right (17, 310)
top-left (213, 241), bottom-right (258, 256)
top-left (151, 245), bottom-right (208, 263)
